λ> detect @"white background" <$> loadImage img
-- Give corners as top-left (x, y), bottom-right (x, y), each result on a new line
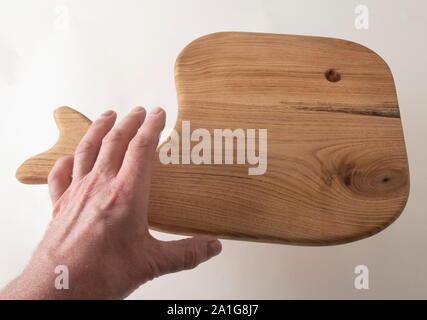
top-left (0, 0), bottom-right (426, 299)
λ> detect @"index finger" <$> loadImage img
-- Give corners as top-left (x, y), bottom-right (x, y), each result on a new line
top-left (116, 107), bottom-right (166, 196)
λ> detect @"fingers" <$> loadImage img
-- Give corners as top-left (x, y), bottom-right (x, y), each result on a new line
top-left (117, 107), bottom-right (166, 193)
top-left (93, 107), bottom-right (147, 177)
top-left (48, 156), bottom-right (74, 205)
top-left (73, 110), bottom-right (117, 180)
top-left (151, 237), bottom-right (222, 276)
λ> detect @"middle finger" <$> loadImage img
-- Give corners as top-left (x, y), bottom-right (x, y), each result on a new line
top-left (93, 106), bottom-right (147, 178)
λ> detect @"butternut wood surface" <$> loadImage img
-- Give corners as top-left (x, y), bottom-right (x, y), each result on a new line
top-left (16, 32), bottom-right (410, 245)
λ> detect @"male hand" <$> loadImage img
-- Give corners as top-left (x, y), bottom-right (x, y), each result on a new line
top-left (0, 107), bottom-right (222, 299)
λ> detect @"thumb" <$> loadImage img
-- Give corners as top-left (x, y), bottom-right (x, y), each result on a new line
top-left (152, 236), bottom-right (222, 276)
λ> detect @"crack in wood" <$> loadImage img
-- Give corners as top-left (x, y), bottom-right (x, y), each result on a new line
top-left (289, 105), bottom-right (400, 118)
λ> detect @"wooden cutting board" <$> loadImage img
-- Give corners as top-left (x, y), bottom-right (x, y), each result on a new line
top-left (16, 32), bottom-right (410, 245)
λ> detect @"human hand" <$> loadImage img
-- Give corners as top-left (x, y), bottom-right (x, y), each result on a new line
top-left (0, 107), bottom-right (222, 299)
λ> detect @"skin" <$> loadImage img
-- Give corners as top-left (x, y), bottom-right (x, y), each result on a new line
top-left (0, 107), bottom-right (222, 299)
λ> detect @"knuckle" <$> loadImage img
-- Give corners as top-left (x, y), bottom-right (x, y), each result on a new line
top-left (48, 164), bottom-right (60, 182)
top-left (183, 247), bottom-right (199, 270)
top-left (91, 118), bottom-right (105, 128)
top-left (52, 203), bottom-right (61, 217)
top-left (146, 260), bottom-right (162, 280)
top-left (132, 133), bottom-right (158, 150)
top-left (78, 174), bottom-right (100, 198)
top-left (89, 178), bottom-right (128, 212)
top-left (111, 179), bottom-right (132, 201)
top-left (102, 128), bottom-right (125, 145)
top-left (121, 154), bottom-right (139, 171)
top-left (47, 170), bottom-right (59, 184)
top-left (75, 140), bottom-right (93, 156)
top-left (48, 156), bottom-right (71, 182)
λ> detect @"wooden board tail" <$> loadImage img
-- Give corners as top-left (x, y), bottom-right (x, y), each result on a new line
top-left (15, 107), bottom-right (92, 184)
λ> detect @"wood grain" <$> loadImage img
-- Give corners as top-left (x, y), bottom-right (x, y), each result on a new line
top-left (16, 32), bottom-right (410, 245)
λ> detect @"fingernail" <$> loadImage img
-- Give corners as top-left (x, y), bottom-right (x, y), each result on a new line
top-left (132, 106), bottom-right (145, 113)
top-left (207, 240), bottom-right (222, 257)
top-left (151, 107), bottom-right (163, 115)
top-left (101, 110), bottom-right (114, 117)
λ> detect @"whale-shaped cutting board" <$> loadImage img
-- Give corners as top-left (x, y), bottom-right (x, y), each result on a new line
top-left (16, 32), bottom-right (409, 245)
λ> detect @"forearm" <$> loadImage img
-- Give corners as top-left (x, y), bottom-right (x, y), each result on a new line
top-left (0, 271), bottom-right (58, 300)
top-left (0, 270), bottom-right (119, 300)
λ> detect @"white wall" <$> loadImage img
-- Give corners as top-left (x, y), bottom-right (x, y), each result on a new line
top-left (0, 0), bottom-right (426, 299)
